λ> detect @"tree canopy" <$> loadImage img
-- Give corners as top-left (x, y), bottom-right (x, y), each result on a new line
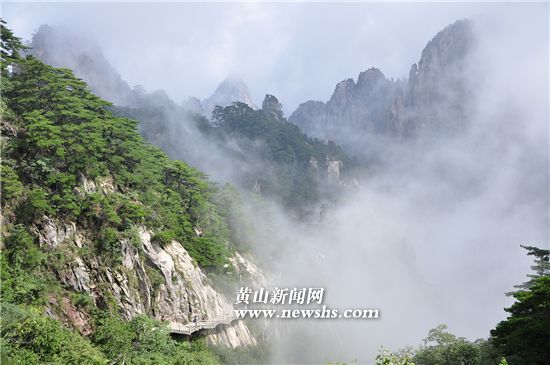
top-left (490, 246), bottom-right (550, 365)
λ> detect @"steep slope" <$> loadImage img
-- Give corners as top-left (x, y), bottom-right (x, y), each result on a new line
top-left (30, 25), bottom-right (257, 119)
top-left (289, 19), bottom-right (474, 156)
top-left (28, 24), bottom-right (351, 218)
top-left (29, 24), bottom-right (138, 107)
top-left (1, 23), bottom-right (260, 364)
top-left (116, 94), bottom-right (352, 219)
top-left (210, 96), bottom-right (352, 214)
top-left (405, 19), bottom-right (474, 133)
top-left (289, 67), bottom-right (398, 152)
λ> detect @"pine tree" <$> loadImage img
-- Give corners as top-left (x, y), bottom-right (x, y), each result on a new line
top-left (506, 245), bottom-right (550, 295)
top-left (490, 245), bottom-right (550, 365)
top-left (1, 18), bottom-right (27, 76)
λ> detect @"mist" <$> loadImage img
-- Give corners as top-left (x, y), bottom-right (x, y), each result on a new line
top-left (3, 2), bottom-right (548, 364)
top-left (259, 9), bottom-right (549, 363)
top-left (3, 1), bottom-right (531, 113)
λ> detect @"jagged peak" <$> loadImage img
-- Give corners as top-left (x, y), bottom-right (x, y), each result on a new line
top-left (214, 75), bottom-right (251, 94)
top-left (31, 23), bottom-right (103, 58)
top-left (202, 75), bottom-right (256, 116)
top-left (335, 78), bottom-right (356, 90)
top-left (357, 67), bottom-right (386, 86)
top-left (262, 94), bottom-right (284, 120)
top-left (418, 19), bottom-right (473, 68)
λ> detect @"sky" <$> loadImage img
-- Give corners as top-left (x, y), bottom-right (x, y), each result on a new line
top-left (3, 1), bottom-right (545, 113)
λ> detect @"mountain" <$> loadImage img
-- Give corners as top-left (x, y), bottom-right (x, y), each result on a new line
top-left (29, 24), bottom-right (137, 107)
top-left (26, 24), bottom-right (353, 217)
top-left (289, 19), bottom-right (474, 157)
top-left (29, 24), bottom-right (183, 116)
top-left (30, 25), bottom-right (257, 120)
top-left (405, 19), bottom-right (474, 132)
top-left (116, 93), bottom-right (352, 218)
top-left (289, 67), bottom-right (398, 150)
top-left (208, 96), bottom-right (352, 216)
top-left (1, 23), bottom-right (262, 363)
top-left (200, 76), bottom-right (256, 118)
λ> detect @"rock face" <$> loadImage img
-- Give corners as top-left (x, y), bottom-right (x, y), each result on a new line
top-left (326, 158), bottom-right (343, 182)
top-left (289, 19), bottom-right (474, 156)
top-left (30, 25), bottom-right (256, 121)
top-left (36, 176), bottom-right (259, 349)
top-left (405, 19), bottom-right (474, 133)
top-left (229, 252), bottom-right (267, 288)
top-left (30, 25), bottom-right (137, 107)
top-left (262, 94), bottom-right (284, 120)
top-left (290, 68), bottom-right (396, 149)
top-left (201, 76), bottom-right (256, 118)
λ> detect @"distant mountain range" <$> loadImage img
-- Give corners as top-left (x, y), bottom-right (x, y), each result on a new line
top-left (29, 20), bottom-right (474, 149)
top-left (29, 19), bottom-right (476, 173)
top-left (28, 24), bottom-right (355, 218)
top-left (29, 25), bottom-right (257, 119)
top-left (289, 19), bottom-right (474, 157)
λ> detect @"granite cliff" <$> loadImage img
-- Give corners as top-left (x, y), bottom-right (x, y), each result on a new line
top-left (289, 20), bottom-right (474, 156)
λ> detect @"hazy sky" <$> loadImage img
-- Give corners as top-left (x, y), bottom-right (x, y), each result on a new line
top-left (3, 1), bottom-right (545, 113)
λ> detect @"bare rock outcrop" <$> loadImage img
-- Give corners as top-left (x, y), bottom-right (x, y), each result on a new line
top-left (39, 217), bottom-right (257, 348)
top-left (202, 76), bottom-right (256, 118)
top-left (290, 19), bottom-right (474, 156)
top-left (262, 94), bottom-right (284, 121)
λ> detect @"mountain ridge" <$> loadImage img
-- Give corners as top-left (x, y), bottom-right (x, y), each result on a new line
top-left (289, 19), bottom-right (474, 157)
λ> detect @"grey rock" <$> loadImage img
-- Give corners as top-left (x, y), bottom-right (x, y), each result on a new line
top-left (262, 94), bottom-right (284, 120)
top-left (290, 20), bottom-right (474, 157)
top-left (202, 76), bottom-right (256, 118)
top-left (36, 215), bottom-right (258, 348)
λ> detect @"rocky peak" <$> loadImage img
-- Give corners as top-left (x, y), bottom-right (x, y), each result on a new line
top-left (417, 19), bottom-right (473, 73)
top-left (262, 94), bottom-right (284, 120)
top-left (202, 76), bottom-right (256, 117)
top-left (329, 78), bottom-right (356, 107)
top-left (30, 24), bottom-right (137, 107)
top-left (290, 19), bottom-right (475, 156)
top-left (357, 67), bottom-right (386, 88)
top-left (408, 19), bottom-right (473, 93)
top-left (406, 19), bottom-right (474, 131)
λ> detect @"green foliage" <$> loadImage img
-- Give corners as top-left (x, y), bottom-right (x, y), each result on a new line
top-left (92, 315), bottom-right (219, 364)
top-left (0, 303), bottom-right (107, 365)
top-left (211, 102), bottom-right (351, 216)
top-left (0, 225), bottom-right (46, 304)
top-left (1, 304), bottom-right (221, 365)
top-left (1, 18), bottom-right (28, 77)
top-left (1, 26), bottom-right (231, 271)
top-left (489, 245), bottom-right (550, 365)
top-left (383, 245), bottom-right (550, 365)
top-left (152, 229), bottom-right (178, 246)
top-left (116, 98), bottom-right (352, 218)
top-left (0, 163), bottom-right (24, 204)
top-left (507, 245), bottom-right (550, 295)
top-left (376, 347), bottom-right (415, 365)
top-left (413, 324), bottom-right (481, 365)
top-left (0, 20), bottom-right (228, 364)
top-left (490, 275), bottom-right (550, 365)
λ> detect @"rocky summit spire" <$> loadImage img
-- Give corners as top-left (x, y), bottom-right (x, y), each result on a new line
top-left (262, 94), bottom-right (284, 120)
top-left (406, 19), bottom-right (474, 132)
top-left (202, 75), bottom-right (256, 117)
top-left (289, 19), bottom-right (475, 157)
